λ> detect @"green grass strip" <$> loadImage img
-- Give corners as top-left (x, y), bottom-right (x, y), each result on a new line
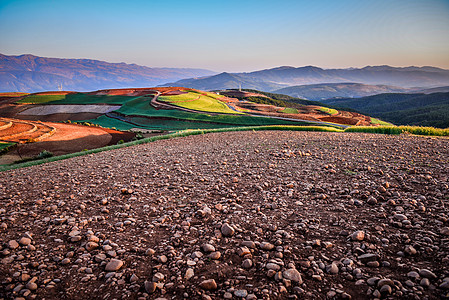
top-left (0, 125), bottom-right (341, 172)
top-left (344, 126), bottom-right (449, 136)
top-left (0, 142), bottom-right (16, 154)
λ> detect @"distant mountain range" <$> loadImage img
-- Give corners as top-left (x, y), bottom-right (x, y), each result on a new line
top-left (321, 92), bottom-right (449, 128)
top-left (3, 54), bottom-right (449, 100)
top-left (272, 83), bottom-right (408, 100)
top-left (0, 54), bottom-right (216, 92)
top-left (163, 65), bottom-right (449, 94)
top-left (272, 83), bottom-right (449, 101)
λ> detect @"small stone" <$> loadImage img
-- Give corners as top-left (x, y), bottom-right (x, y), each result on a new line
top-left (394, 214), bottom-right (407, 221)
top-left (26, 282), bottom-right (38, 290)
top-left (237, 247), bottom-right (251, 257)
top-left (380, 284), bottom-right (392, 295)
top-left (326, 263), bottom-right (339, 274)
top-left (144, 281), bottom-right (157, 293)
top-left (419, 269), bottom-right (437, 279)
top-left (201, 244), bottom-right (215, 253)
top-left (405, 245), bottom-right (417, 255)
top-left (85, 242), bottom-right (98, 251)
top-left (158, 255), bottom-right (168, 263)
top-left (283, 268), bottom-right (303, 284)
top-left (130, 274), bottom-right (139, 283)
top-left (407, 271), bottom-right (420, 280)
top-left (221, 223), bottom-right (235, 237)
top-left (377, 279), bottom-right (394, 287)
top-left (208, 251), bottom-right (221, 260)
top-left (18, 237), bottom-right (31, 246)
top-left (367, 277), bottom-right (380, 286)
top-left (242, 259), bottom-right (253, 269)
top-left (145, 248), bottom-right (156, 256)
top-left (358, 253), bottom-right (379, 263)
top-left (440, 227), bottom-right (449, 236)
top-left (367, 197), bottom-right (377, 205)
top-left (234, 289), bottom-right (248, 298)
top-left (185, 268), bottom-right (194, 280)
top-left (199, 279), bottom-right (217, 290)
top-left (260, 242), bottom-right (275, 250)
top-left (351, 231), bottom-right (365, 241)
top-left (420, 278), bottom-right (430, 287)
top-left (105, 259), bottom-right (123, 271)
top-left (8, 240), bottom-right (19, 249)
top-left (152, 272), bottom-right (164, 282)
top-left (266, 263), bottom-right (281, 271)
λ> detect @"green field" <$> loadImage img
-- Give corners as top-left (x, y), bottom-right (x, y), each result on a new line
top-left (0, 142), bottom-right (15, 153)
top-left (158, 91), bottom-right (239, 114)
top-left (370, 117), bottom-right (393, 126)
top-left (17, 94), bottom-right (67, 104)
top-left (318, 107), bottom-right (338, 115)
top-left (281, 107), bottom-right (299, 114)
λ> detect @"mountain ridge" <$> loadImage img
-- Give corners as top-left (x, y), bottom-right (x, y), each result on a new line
top-left (164, 65), bottom-right (449, 91)
top-left (0, 54), bottom-right (216, 93)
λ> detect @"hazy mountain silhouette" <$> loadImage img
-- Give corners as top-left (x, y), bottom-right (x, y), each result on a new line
top-left (164, 65), bottom-right (449, 92)
top-left (0, 54), bottom-right (216, 92)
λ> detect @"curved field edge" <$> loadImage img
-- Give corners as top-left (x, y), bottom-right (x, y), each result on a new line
top-left (0, 126), bottom-right (341, 172)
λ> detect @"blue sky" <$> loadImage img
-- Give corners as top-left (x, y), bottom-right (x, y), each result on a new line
top-left (1, 0), bottom-right (448, 71)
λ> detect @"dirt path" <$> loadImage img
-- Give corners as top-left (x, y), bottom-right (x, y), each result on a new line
top-left (1, 131), bottom-right (448, 299)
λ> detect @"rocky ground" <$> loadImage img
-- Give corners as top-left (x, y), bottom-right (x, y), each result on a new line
top-left (0, 131), bottom-right (448, 300)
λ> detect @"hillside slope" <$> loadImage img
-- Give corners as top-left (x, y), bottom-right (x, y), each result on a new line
top-left (322, 92), bottom-right (449, 128)
top-left (0, 54), bottom-right (215, 93)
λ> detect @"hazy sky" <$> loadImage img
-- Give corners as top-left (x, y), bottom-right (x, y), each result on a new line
top-left (1, 0), bottom-right (448, 72)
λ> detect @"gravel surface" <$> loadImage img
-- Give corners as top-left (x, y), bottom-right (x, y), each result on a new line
top-left (1, 131), bottom-right (448, 300)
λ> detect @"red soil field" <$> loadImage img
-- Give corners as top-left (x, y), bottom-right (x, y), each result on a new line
top-left (318, 116), bottom-right (360, 125)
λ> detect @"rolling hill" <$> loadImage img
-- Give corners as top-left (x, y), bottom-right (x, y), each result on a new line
top-left (0, 54), bottom-right (216, 93)
top-left (273, 83), bottom-right (409, 100)
top-left (163, 65), bottom-right (449, 92)
top-left (322, 92), bottom-right (449, 128)
top-left (163, 72), bottom-right (287, 92)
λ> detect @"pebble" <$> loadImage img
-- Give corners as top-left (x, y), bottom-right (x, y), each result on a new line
top-left (18, 237), bottom-right (31, 246)
top-left (105, 259), bottom-right (124, 271)
top-left (234, 289), bottom-right (248, 298)
top-left (199, 279), bottom-right (217, 290)
top-left (283, 268), bottom-right (303, 283)
top-left (221, 223), bottom-right (235, 237)
top-left (419, 269), bottom-right (437, 279)
top-left (351, 231), bottom-right (365, 241)
top-left (201, 244), bottom-right (216, 253)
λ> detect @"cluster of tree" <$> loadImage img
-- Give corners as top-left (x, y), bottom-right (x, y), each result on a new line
top-left (323, 92), bottom-right (449, 128)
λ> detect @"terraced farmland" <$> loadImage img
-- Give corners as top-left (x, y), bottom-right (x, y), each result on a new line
top-left (158, 91), bottom-right (240, 114)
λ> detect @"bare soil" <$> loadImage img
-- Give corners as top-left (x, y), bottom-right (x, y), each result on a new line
top-left (0, 131), bottom-right (448, 300)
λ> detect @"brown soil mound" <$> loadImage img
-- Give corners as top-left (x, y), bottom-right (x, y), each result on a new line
top-left (1, 131), bottom-right (448, 300)
top-left (0, 118), bottom-right (135, 163)
top-left (319, 116), bottom-right (360, 125)
top-left (0, 120), bottom-right (35, 139)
